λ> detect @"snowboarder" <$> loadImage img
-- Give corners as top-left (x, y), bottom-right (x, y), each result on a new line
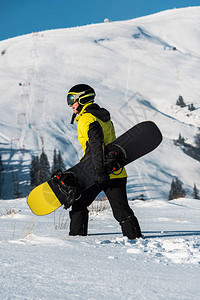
top-left (67, 84), bottom-right (142, 239)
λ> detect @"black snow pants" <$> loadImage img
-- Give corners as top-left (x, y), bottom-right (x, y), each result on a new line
top-left (69, 178), bottom-right (142, 239)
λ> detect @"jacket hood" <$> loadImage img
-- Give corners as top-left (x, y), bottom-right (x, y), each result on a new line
top-left (85, 103), bottom-right (111, 122)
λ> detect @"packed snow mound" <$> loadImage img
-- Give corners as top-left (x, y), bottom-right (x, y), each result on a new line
top-left (0, 6), bottom-right (200, 199)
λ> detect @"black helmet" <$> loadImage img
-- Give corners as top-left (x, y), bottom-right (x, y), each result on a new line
top-left (67, 84), bottom-right (95, 106)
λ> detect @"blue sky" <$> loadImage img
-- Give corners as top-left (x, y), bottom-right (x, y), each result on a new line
top-left (0, 0), bottom-right (200, 41)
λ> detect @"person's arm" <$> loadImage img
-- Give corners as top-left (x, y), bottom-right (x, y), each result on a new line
top-left (88, 121), bottom-right (104, 171)
top-left (88, 121), bottom-right (109, 187)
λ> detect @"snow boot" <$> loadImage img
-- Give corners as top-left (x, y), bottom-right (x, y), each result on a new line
top-left (120, 215), bottom-right (142, 240)
top-left (69, 210), bottom-right (89, 236)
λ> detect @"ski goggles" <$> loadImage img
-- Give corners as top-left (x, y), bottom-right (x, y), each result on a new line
top-left (67, 91), bottom-right (95, 105)
top-left (67, 91), bottom-right (85, 105)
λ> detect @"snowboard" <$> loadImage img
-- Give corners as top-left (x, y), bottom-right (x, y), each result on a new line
top-left (27, 121), bottom-right (162, 215)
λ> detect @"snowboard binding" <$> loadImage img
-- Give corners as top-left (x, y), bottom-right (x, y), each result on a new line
top-left (105, 144), bottom-right (127, 174)
top-left (51, 169), bottom-right (82, 208)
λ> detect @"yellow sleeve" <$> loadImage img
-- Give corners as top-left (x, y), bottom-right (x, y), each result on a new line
top-left (77, 113), bottom-right (97, 157)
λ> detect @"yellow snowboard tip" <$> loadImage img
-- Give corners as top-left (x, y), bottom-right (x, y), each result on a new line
top-left (27, 182), bottom-right (62, 215)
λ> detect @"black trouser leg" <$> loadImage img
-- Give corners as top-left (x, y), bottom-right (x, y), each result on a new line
top-left (104, 178), bottom-right (134, 221)
top-left (104, 178), bottom-right (142, 239)
top-left (69, 210), bottom-right (89, 236)
top-left (68, 177), bottom-right (142, 239)
top-left (69, 184), bottom-right (101, 236)
top-left (120, 215), bottom-right (142, 239)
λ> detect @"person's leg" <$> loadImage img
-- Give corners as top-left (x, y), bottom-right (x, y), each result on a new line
top-left (104, 178), bottom-right (142, 239)
top-left (120, 215), bottom-right (142, 239)
top-left (69, 210), bottom-right (89, 236)
top-left (69, 184), bottom-right (101, 236)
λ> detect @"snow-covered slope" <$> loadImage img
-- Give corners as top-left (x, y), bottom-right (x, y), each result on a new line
top-left (1, 197), bottom-right (200, 299)
top-left (0, 7), bottom-right (200, 199)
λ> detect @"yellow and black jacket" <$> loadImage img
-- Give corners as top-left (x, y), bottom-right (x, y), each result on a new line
top-left (75, 103), bottom-right (127, 179)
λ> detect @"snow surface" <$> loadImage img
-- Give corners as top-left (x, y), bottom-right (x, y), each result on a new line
top-left (1, 197), bottom-right (200, 299)
top-left (0, 6), bottom-right (200, 199)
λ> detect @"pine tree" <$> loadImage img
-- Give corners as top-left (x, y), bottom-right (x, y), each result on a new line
top-left (193, 184), bottom-right (200, 200)
top-left (0, 154), bottom-right (4, 172)
top-left (57, 150), bottom-right (65, 171)
top-left (174, 133), bottom-right (185, 146)
top-left (52, 149), bottom-right (59, 174)
top-left (194, 131), bottom-right (200, 149)
top-left (30, 156), bottom-right (40, 189)
top-left (51, 149), bottom-right (65, 173)
top-left (168, 177), bottom-right (186, 200)
top-left (176, 95), bottom-right (186, 108)
top-left (168, 179), bottom-right (176, 200)
top-left (0, 154), bottom-right (4, 198)
top-left (175, 177), bottom-right (186, 198)
top-left (39, 150), bottom-right (50, 183)
top-left (188, 103), bottom-right (195, 111)
top-left (13, 173), bottom-right (22, 199)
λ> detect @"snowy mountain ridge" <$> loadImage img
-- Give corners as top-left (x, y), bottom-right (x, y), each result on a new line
top-left (0, 6), bottom-right (200, 199)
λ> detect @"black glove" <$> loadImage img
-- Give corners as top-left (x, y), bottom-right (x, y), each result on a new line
top-left (95, 170), bottom-right (110, 189)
